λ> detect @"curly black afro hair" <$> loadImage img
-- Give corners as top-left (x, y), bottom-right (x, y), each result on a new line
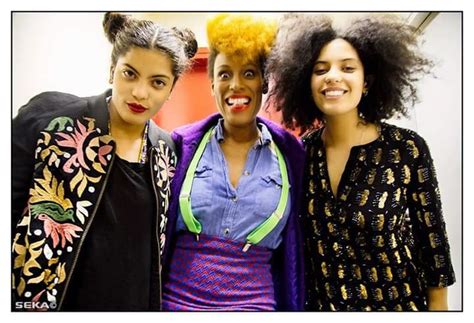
top-left (266, 14), bottom-right (433, 134)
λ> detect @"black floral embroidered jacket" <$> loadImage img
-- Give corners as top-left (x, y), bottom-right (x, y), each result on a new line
top-left (12, 90), bottom-right (176, 311)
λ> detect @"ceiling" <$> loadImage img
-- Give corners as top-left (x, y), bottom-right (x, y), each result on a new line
top-left (133, 12), bottom-right (437, 48)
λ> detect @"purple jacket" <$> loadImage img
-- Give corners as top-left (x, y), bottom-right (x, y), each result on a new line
top-left (163, 113), bottom-right (305, 310)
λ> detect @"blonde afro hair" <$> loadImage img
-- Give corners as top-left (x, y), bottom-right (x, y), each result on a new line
top-left (206, 13), bottom-right (277, 64)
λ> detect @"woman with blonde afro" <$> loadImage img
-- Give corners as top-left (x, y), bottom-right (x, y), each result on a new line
top-left (161, 14), bottom-right (305, 311)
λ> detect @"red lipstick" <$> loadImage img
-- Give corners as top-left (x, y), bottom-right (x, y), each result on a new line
top-left (127, 103), bottom-right (147, 113)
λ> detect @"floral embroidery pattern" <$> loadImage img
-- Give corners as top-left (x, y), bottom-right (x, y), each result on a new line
top-left (153, 140), bottom-right (176, 257)
top-left (13, 115), bottom-right (177, 310)
top-left (12, 116), bottom-right (114, 309)
top-left (12, 117), bottom-right (176, 309)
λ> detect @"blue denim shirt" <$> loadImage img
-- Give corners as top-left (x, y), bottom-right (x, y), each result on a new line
top-left (176, 118), bottom-right (291, 249)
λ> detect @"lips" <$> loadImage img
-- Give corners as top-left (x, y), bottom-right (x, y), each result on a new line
top-left (321, 88), bottom-right (348, 99)
top-left (127, 103), bottom-right (147, 113)
top-left (225, 95), bottom-right (251, 112)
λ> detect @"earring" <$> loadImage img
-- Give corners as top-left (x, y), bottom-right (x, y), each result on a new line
top-left (363, 88), bottom-right (368, 97)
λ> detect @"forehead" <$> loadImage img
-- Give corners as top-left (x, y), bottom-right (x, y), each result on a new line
top-left (117, 47), bottom-right (174, 76)
top-left (317, 38), bottom-right (361, 62)
top-left (214, 52), bottom-right (260, 70)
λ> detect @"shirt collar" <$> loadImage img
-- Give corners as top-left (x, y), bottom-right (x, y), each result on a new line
top-left (215, 118), bottom-right (272, 147)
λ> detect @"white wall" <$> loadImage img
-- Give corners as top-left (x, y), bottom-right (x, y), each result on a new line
top-left (389, 12), bottom-right (462, 310)
top-left (12, 13), bottom-right (111, 112)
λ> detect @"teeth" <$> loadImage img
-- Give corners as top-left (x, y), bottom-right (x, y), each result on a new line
top-left (325, 90), bottom-right (345, 97)
top-left (228, 97), bottom-right (250, 105)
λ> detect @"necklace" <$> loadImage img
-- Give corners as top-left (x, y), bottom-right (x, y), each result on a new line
top-left (106, 96), bottom-right (149, 164)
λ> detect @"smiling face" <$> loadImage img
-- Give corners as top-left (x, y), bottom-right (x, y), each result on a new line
top-left (109, 47), bottom-right (175, 127)
top-left (212, 53), bottom-right (263, 128)
top-left (311, 38), bottom-right (367, 119)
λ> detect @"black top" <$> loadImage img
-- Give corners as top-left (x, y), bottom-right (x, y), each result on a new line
top-left (302, 123), bottom-right (455, 311)
top-left (62, 156), bottom-right (157, 311)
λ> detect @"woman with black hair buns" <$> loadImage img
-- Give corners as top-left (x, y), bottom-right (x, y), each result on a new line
top-left (12, 12), bottom-right (197, 311)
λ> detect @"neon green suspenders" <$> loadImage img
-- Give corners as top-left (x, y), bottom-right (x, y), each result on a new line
top-left (178, 126), bottom-right (290, 252)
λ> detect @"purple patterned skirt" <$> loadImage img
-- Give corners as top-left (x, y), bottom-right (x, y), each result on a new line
top-left (162, 232), bottom-right (276, 311)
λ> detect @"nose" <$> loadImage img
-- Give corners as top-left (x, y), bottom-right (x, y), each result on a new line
top-left (131, 81), bottom-right (149, 100)
top-left (324, 67), bottom-right (342, 84)
top-left (229, 75), bottom-right (244, 91)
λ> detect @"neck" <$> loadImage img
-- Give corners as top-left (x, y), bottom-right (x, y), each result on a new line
top-left (323, 110), bottom-right (369, 147)
top-left (222, 121), bottom-right (259, 145)
top-left (109, 102), bottom-right (146, 140)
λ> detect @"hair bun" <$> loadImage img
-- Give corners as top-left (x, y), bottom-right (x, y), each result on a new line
top-left (172, 27), bottom-right (198, 58)
top-left (103, 12), bottom-right (130, 43)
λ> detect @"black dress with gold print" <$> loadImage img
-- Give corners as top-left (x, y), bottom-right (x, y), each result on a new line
top-left (302, 123), bottom-right (455, 311)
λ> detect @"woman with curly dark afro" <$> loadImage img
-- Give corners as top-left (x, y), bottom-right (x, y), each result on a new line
top-left (266, 14), bottom-right (455, 311)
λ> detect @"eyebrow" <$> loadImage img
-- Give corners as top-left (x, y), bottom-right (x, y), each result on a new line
top-left (123, 63), bottom-right (171, 80)
top-left (315, 58), bottom-right (359, 64)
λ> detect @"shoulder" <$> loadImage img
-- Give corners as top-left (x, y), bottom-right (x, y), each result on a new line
top-left (381, 122), bottom-right (432, 159)
top-left (382, 123), bottom-right (428, 146)
top-left (15, 91), bottom-right (88, 122)
top-left (258, 117), bottom-right (302, 147)
top-left (171, 113), bottom-right (221, 144)
top-left (301, 126), bottom-right (323, 148)
top-left (148, 122), bottom-right (176, 153)
top-left (13, 91), bottom-right (90, 134)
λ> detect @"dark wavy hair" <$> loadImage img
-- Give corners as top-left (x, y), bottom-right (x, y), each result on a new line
top-left (103, 12), bottom-right (198, 83)
top-left (266, 14), bottom-right (434, 134)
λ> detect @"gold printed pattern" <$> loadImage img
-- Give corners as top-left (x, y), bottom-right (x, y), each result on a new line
top-left (318, 240), bottom-right (325, 256)
top-left (370, 267), bottom-right (378, 283)
top-left (403, 165), bottom-right (411, 184)
top-left (359, 284), bottom-right (368, 299)
top-left (384, 168), bottom-right (395, 184)
top-left (419, 192), bottom-right (428, 206)
top-left (367, 169), bottom-right (377, 185)
top-left (378, 192), bottom-right (388, 208)
top-left (374, 288), bottom-right (383, 301)
top-left (418, 168), bottom-right (429, 183)
top-left (384, 266), bottom-right (393, 281)
top-left (302, 123), bottom-right (455, 311)
top-left (373, 148), bottom-right (383, 165)
top-left (373, 214), bottom-right (385, 231)
top-left (308, 198), bottom-right (315, 215)
top-left (390, 149), bottom-right (401, 163)
top-left (341, 285), bottom-right (348, 300)
top-left (353, 264), bottom-right (362, 280)
top-left (359, 190), bottom-right (370, 206)
top-left (407, 140), bottom-right (419, 158)
top-left (338, 264), bottom-right (345, 279)
top-left (355, 211), bottom-right (366, 228)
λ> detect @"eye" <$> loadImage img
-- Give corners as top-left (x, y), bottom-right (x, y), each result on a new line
top-left (218, 71), bottom-right (231, 80)
top-left (122, 69), bottom-right (136, 79)
top-left (313, 68), bottom-right (327, 75)
top-left (153, 79), bottom-right (167, 89)
top-left (244, 69), bottom-right (256, 78)
top-left (342, 66), bottom-right (356, 73)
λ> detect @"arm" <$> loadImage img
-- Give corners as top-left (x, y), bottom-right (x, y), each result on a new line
top-left (406, 135), bottom-right (455, 309)
top-left (427, 287), bottom-right (448, 311)
top-left (12, 103), bottom-right (39, 235)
